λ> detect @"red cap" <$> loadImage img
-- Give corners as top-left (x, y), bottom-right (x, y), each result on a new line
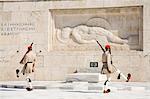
top-left (105, 44), bottom-right (110, 49)
top-left (28, 45), bottom-right (32, 50)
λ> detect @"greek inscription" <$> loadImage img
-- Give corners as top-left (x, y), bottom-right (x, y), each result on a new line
top-left (0, 22), bottom-right (36, 35)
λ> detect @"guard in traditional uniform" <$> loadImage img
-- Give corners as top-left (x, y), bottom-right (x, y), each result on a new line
top-left (101, 44), bottom-right (131, 93)
top-left (16, 43), bottom-right (36, 91)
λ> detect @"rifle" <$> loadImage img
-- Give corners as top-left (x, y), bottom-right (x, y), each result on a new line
top-left (19, 43), bottom-right (33, 64)
top-left (95, 40), bottom-right (105, 53)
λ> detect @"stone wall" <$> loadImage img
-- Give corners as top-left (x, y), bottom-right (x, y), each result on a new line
top-left (0, 0), bottom-right (150, 82)
top-left (51, 6), bottom-right (142, 51)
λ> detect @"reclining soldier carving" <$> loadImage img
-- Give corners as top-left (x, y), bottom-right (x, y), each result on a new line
top-left (56, 25), bottom-right (128, 44)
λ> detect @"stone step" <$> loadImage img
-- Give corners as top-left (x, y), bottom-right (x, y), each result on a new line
top-left (66, 73), bottom-right (106, 83)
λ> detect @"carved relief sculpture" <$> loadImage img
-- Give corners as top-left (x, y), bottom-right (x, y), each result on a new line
top-left (56, 25), bottom-right (128, 49)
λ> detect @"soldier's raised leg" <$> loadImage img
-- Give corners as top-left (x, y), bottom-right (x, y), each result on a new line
top-left (116, 69), bottom-right (131, 82)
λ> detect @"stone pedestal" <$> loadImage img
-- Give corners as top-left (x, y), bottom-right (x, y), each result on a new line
top-left (66, 73), bottom-right (106, 83)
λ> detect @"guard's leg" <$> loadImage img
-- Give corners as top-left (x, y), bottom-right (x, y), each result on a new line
top-left (126, 73), bottom-right (131, 82)
top-left (16, 69), bottom-right (20, 78)
top-left (116, 69), bottom-right (131, 82)
top-left (16, 68), bottom-right (24, 78)
top-left (103, 74), bottom-right (111, 93)
top-left (16, 64), bottom-right (26, 78)
top-left (26, 74), bottom-right (33, 91)
top-left (116, 69), bottom-right (127, 80)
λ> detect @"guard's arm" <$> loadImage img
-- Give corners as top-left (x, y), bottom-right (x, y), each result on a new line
top-left (19, 42), bottom-right (33, 64)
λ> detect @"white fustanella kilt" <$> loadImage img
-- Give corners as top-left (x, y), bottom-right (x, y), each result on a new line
top-left (22, 63), bottom-right (34, 74)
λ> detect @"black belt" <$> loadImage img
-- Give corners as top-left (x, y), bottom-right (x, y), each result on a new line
top-left (27, 62), bottom-right (33, 63)
top-left (103, 62), bottom-right (107, 63)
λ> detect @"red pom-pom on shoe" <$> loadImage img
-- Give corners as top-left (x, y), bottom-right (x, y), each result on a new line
top-left (126, 73), bottom-right (131, 82)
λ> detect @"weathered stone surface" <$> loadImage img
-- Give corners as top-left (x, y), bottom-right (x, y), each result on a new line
top-left (66, 73), bottom-right (106, 83)
top-left (0, 0), bottom-right (149, 82)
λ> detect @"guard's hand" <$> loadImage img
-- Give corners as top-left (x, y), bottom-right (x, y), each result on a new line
top-left (108, 70), bottom-right (111, 73)
top-left (111, 61), bottom-right (113, 64)
top-left (32, 64), bottom-right (35, 72)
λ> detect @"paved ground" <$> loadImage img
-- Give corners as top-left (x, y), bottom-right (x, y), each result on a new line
top-left (0, 81), bottom-right (150, 99)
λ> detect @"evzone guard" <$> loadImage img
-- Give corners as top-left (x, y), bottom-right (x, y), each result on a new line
top-left (16, 43), bottom-right (36, 91)
top-left (96, 40), bottom-right (131, 93)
